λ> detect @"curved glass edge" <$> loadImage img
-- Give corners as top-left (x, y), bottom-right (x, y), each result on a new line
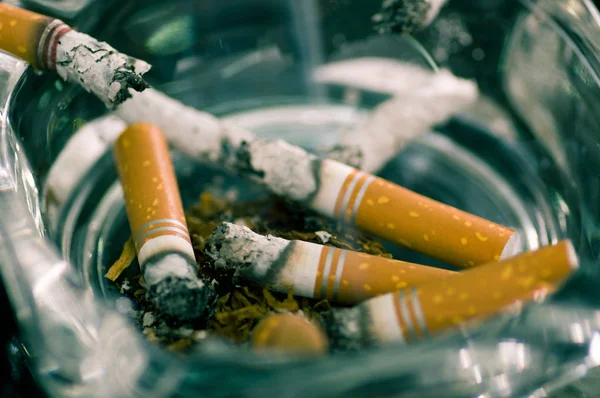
top-left (501, 0), bottom-right (600, 395)
top-left (2, 2), bottom-right (600, 397)
top-left (0, 53), bottom-right (148, 397)
top-left (508, 0), bottom-right (600, 231)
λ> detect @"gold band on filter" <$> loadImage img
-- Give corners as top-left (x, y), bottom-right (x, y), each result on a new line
top-left (113, 123), bottom-right (192, 261)
top-left (388, 240), bottom-right (577, 342)
top-left (312, 245), bottom-right (454, 305)
top-left (0, 3), bottom-right (53, 69)
top-left (334, 172), bottom-right (516, 268)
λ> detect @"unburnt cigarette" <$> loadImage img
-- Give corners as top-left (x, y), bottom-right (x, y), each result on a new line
top-left (208, 223), bottom-right (454, 305)
top-left (373, 0), bottom-right (448, 35)
top-left (116, 89), bottom-right (517, 267)
top-left (0, 3), bottom-right (150, 107)
top-left (113, 123), bottom-right (209, 320)
top-left (326, 240), bottom-right (578, 347)
top-left (251, 313), bottom-right (328, 356)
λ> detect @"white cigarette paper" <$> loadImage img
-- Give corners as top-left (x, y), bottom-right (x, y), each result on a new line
top-left (117, 60), bottom-right (477, 176)
top-left (314, 58), bottom-right (479, 172)
top-left (116, 88), bottom-right (319, 201)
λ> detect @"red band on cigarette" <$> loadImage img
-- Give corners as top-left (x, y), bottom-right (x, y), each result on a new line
top-left (48, 24), bottom-right (72, 71)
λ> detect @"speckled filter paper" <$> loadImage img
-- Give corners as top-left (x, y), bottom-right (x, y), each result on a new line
top-left (113, 123), bottom-right (194, 265)
top-left (339, 240), bottom-right (578, 345)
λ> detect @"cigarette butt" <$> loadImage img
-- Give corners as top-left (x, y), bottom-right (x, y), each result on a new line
top-left (328, 240), bottom-right (578, 346)
top-left (208, 222), bottom-right (454, 305)
top-left (0, 3), bottom-right (150, 107)
top-left (310, 159), bottom-right (519, 268)
top-left (113, 123), bottom-right (209, 320)
top-left (251, 313), bottom-right (328, 356)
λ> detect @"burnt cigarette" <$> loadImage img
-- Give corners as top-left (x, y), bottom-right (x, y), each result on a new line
top-left (208, 223), bottom-right (454, 305)
top-left (326, 240), bottom-right (578, 347)
top-left (373, 0), bottom-right (448, 35)
top-left (113, 123), bottom-right (209, 320)
top-left (315, 61), bottom-right (478, 172)
top-left (116, 89), bottom-right (518, 267)
top-left (0, 3), bottom-right (150, 107)
top-left (251, 313), bottom-right (329, 356)
top-left (116, 88), bottom-right (254, 165)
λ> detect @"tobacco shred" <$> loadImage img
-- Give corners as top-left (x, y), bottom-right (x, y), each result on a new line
top-left (108, 191), bottom-right (391, 352)
top-left (105, 237), bottom-right (136, 281)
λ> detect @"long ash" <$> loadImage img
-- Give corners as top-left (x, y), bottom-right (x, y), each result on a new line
top-left (116, 88), bottom-right (322, 203)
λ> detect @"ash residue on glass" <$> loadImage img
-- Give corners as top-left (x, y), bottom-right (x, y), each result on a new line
top-left (109, 190), bottom-right (391, 353)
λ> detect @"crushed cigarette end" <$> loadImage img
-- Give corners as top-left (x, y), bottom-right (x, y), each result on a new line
top-left (105, 237), bottom-right (136, 281)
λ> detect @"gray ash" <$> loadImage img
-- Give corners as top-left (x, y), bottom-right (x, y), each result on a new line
top-left (373, 0), bottom-right (431, 35)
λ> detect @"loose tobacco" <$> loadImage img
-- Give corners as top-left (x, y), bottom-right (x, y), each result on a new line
top-left (107, 191), bottom-right (392, 353)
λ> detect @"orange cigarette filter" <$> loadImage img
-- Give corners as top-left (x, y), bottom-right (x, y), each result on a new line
top-left (113, 123), bottom-right (208, 320)
top-left (311, 160), bottom-right (519, 268)
top-left (208, 222), bottom-right (454, 305)
top-left (311, 244), bottom-right (454, 304)
top-left (0, 3), bottom-right (70, 70)
top-left (113, 122), bottom-right (195, 266)
top-left (349, 240), bottom-right (578, 345)
top-left (251, 313), bottom-right (329, 356)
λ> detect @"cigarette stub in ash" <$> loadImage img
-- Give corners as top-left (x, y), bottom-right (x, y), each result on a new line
top-left (251, 313), bottom-right (329, 356)
top-left (326, 240), bottom-right (579, 347)
top-left (113, 123), bottom-right (209, 320)
top-left (207, 223), bottom-right (454, 305)
top-left (373, 0), bottom-right (448, 35)
top-left (0, 3), bottom-right (150, 107)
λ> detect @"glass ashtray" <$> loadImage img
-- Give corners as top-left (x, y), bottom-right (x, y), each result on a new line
top-left (1, 0), bottom-right (600, 397)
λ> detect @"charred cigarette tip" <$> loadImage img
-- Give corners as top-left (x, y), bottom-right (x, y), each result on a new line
top-left (373, 0), bottom-right (447, 34)
top-left (233, 139), bottom-right (320, 202)
top-left (0, 3), bottom-right (151, 108)
top-left (323, 307), bottom-right (365, 351)
top-left (56, 30), bottom-right (151, 108)
top-left (144, 254), bottom-right (212, 320)
top-left (209, 222), bottom-right (455, 304)
top-left (207, 222), bottom-right (289, 273)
